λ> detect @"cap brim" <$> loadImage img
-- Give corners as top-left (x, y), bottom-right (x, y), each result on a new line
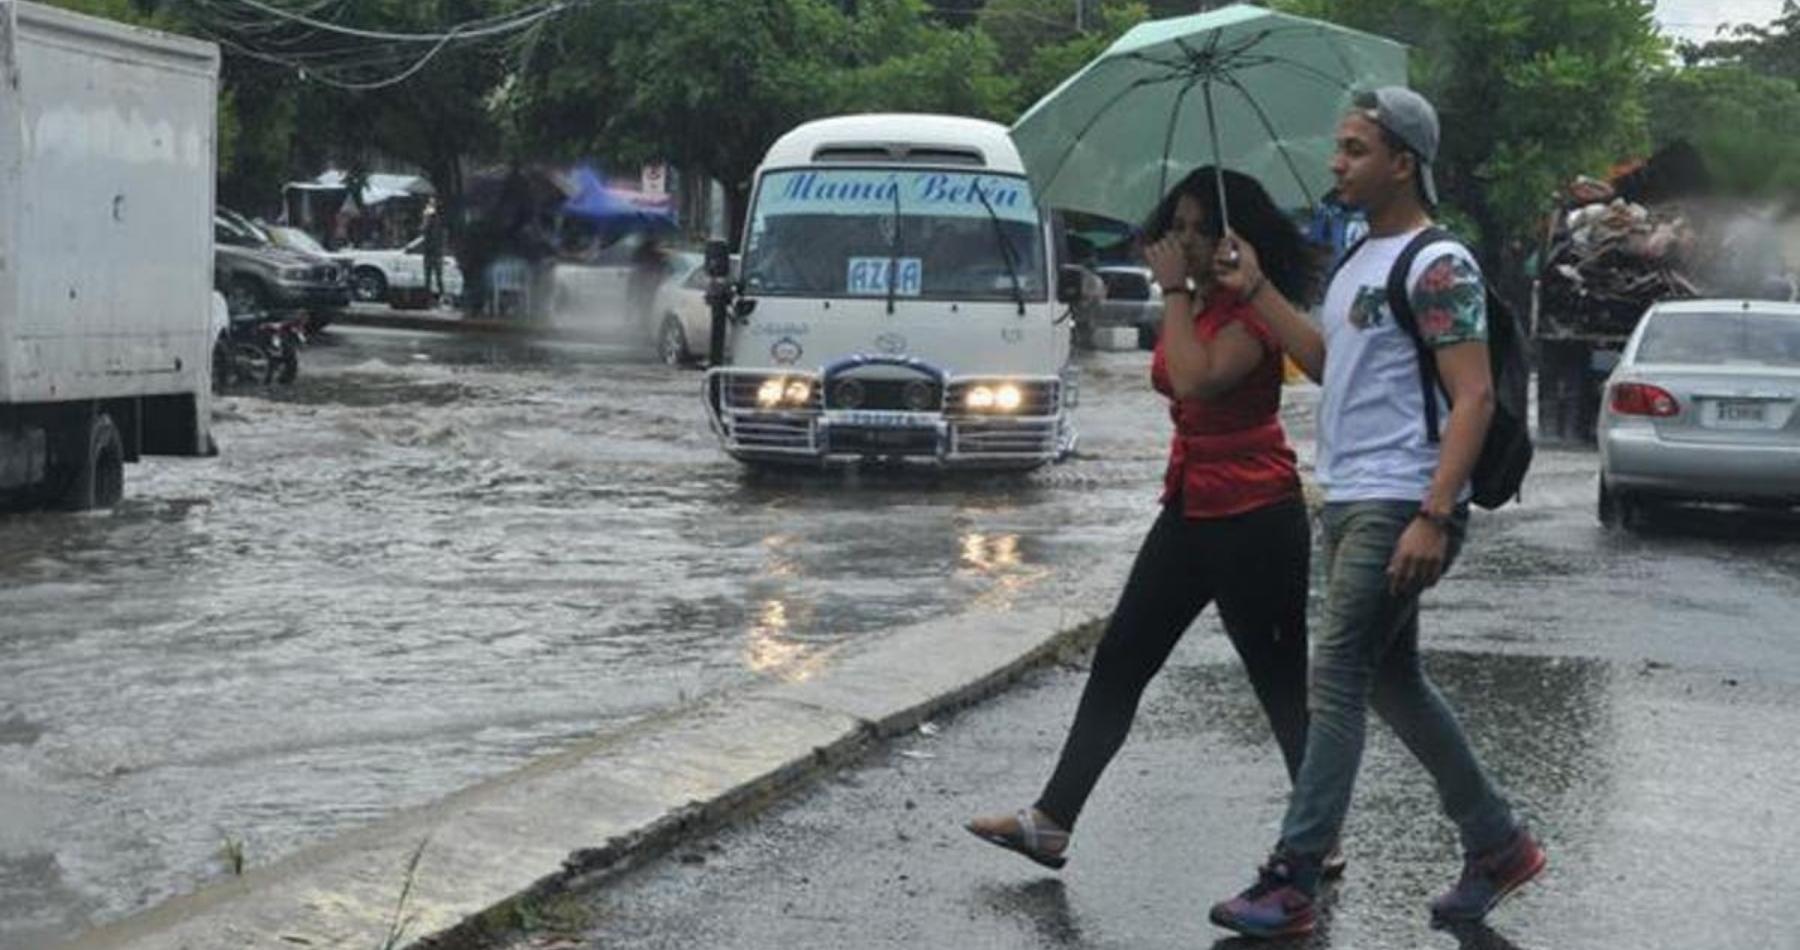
top-left (1419, 163), bottom-right (1439, 208)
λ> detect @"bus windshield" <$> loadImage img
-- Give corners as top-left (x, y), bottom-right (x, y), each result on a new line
top-left (742, 168), bottom-right (1046, 302)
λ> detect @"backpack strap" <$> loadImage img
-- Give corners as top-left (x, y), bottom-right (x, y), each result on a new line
top-left (1329, 235), bottom-right (1370, 286)
top-left (1384, 227), bottom-right (1459, 445)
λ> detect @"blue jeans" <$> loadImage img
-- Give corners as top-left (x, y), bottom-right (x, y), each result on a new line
top-left (1278, 501), bottom-right (1516, 867)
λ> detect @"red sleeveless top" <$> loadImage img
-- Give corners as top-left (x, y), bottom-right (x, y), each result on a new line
top-left (1150, 294), bottom-right (1301, 519)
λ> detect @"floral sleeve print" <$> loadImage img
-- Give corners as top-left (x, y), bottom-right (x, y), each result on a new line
top-left (1410, 252), bottom-right (1487, 347)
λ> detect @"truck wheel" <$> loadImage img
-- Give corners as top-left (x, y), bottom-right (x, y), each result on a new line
top-left (352, 267), bottom-right (387, 303)
top-left (61, 412), bottom-right (125, 511)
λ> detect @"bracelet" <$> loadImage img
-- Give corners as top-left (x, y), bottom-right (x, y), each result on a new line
top-left (1160, 284), bottom-right (1190, 296)
top-left (1415, 506), bottom-right (1452, 530)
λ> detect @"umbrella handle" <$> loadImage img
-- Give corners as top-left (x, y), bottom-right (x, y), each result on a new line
top-left (1202, 81), bottom-right (1232, 238)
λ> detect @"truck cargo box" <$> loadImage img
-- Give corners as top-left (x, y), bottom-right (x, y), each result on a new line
top-left (1, 0), bottom-right (216, 419)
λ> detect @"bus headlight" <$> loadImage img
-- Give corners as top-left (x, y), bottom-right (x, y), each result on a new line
top-left (757, 378), bottom-right (787, 407)
top-left (755, 376), bottom-right (815, 408)
top-left (965, 383), bottom-right (1024, 412)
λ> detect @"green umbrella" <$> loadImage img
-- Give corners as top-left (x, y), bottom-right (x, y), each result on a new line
top-left (1010, 4), bottom-right (1406, 230)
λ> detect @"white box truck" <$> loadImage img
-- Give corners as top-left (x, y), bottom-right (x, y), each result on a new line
top-left (0, 1), bottom-right (217, 511)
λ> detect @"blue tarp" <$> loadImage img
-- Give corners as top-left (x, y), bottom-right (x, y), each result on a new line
top-left (561, 166), bottom-right (676, 234)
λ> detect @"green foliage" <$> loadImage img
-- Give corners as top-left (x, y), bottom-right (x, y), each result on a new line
top-left (836, 22), bottom-right (1015, 119)
top-left (1273, 0), bottom-right (1665, 266)
top-left (1685, 1), bottom-right (1800, 79)
top-left (1647, 66), bottom-right (1800, 195)
top-left (1005, 1), bottom-right (1148, 118)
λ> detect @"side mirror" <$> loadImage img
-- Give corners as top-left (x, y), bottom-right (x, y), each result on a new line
top-left (705, 239), bottom-right (731, 279)
top-left (1056, 265), bottom-right (1089, 305)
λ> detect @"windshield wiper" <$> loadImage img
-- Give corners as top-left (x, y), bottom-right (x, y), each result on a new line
top-left (971, 180), bottom-right (1026, 316)
top-left (887, 182), bottom-right (902, 316)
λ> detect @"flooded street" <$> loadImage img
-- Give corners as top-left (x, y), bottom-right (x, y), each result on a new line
top-left (0, 329), bottom-right (1176, 947)
top-left (11, 326), bottom-right (1799, 950)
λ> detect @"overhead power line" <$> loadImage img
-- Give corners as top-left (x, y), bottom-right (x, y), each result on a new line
top-left (174, 0), bottom-right (579, 90)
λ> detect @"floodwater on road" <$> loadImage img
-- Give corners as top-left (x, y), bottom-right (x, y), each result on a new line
top-left (0, 329), bottom-right (1171, 948)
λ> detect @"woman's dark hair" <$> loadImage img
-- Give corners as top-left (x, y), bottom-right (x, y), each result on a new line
top-left (1142, 166), bottom-right (1321, 307)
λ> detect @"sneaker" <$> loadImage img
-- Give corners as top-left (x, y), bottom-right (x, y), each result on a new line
top-left (1430, 828), bottom-right (1547, 923)
top-left (1209, 853), bottom-right (1319, 938)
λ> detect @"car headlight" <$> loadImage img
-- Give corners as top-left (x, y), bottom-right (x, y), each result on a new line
top-left (994, 384), bottom-right (1022, 411)
top-left (280, 267), bottom-right (310, 280)
top-left (966, 386), bottom-right (996, 410)
top-left (784, 380), bottom-right (811, 404)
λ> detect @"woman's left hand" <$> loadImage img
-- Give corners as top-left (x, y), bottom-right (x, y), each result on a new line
top-left (1144, 236), bottom-right (1188, 291)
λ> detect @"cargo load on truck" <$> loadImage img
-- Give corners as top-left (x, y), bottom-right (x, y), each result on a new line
top-left (1531, 141), bottom-right (1797, 441)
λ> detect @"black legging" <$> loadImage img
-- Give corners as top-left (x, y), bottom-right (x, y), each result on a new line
top-left (1035, 497), bottom-right (1311, 831)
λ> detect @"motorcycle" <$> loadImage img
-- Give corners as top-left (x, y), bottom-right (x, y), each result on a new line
top-left (212, 312), bottom-right (305, 390)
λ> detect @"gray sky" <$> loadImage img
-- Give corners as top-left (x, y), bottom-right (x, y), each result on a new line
top-left (1657, 0), bottom-right (1787, 44)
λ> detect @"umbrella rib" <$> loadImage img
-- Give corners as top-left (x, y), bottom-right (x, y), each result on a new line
top-left (1157, 74), bottom-right (1203, 213)
top-left (1036, 71), bottom-right (1189, 207)
top-left (1257, 55), bottom-right (1360, 94)
top-left (1312, 25), bottom-right (1365, 88)
top-left (1218, 72), bottom-right (1320, 211)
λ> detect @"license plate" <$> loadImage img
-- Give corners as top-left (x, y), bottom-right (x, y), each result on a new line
top-left (836, 410), bottom-right (934, 428)
top-left (1715, 400), bottom-right (1766, 424)
top-left (846, 257), bottom-right (922, 297)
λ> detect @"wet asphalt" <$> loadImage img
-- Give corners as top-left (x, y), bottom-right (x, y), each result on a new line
top-left (490, 439), bottom-right (1800, 949)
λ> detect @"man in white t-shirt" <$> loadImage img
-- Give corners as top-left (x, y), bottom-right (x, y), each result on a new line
top-left (1204, 87), bottom-right (1546, 938)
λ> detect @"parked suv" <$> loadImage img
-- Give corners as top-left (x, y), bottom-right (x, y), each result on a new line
top-left (1074, 264), bottom-right (1163, 350)
top-left (213, 209), bottom-right (350, 317)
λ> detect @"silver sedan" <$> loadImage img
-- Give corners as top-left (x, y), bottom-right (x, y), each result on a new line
top-left (1598, 299), bottom-right (1800, 527)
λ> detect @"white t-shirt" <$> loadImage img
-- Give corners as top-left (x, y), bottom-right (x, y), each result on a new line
top-left (1317, 229), bottom-right (1488, 503)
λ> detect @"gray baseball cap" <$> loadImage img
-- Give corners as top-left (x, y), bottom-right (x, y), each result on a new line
top-left (1353, 86), bottom-right (1440, 207)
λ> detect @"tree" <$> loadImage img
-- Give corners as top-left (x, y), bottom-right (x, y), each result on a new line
top-left (1684, 1), bottom-right (1800, 78)
top-left (999, 0), bottom-right (1147, 118)
top-left (835, 0), bottom-right (1015, 119)
top-left (513, 0), bottom-right (1018, 242)
top-left (1273, 0), bottom-right (1666, 299)
top-left (1646, 67), bottom-right (1800, 196)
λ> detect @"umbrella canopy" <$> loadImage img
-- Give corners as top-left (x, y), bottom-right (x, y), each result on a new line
top-left (1010, 4), bottom-right (1406, 227)
top-left (561, 166), bottom-right (677, 236)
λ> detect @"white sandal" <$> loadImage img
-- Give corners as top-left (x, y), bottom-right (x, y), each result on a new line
top-left (965, 808), bottom-right (1069, 870)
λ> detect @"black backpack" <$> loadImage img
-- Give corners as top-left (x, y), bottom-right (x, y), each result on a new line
top-left (1339, 227), bottom-right (1534, 509)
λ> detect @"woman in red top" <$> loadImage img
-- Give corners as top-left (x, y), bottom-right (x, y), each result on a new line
top-left (968, 167), bottom-right (1324, 869)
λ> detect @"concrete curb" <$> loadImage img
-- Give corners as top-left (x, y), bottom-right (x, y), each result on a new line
top-left (62, 605), bottom-right (1108, 950)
